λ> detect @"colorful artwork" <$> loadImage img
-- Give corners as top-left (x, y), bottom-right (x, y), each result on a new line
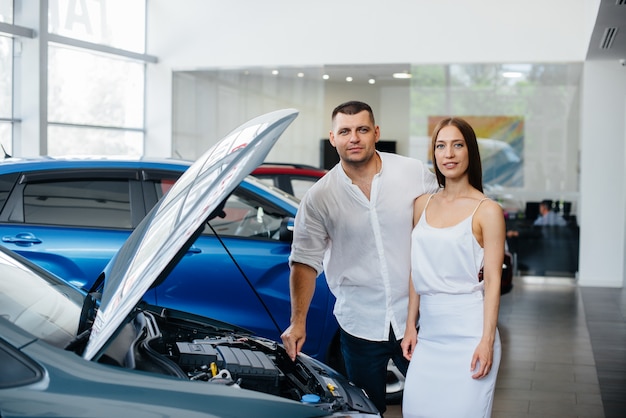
top-left (428, 116), bottom-right (524, 187)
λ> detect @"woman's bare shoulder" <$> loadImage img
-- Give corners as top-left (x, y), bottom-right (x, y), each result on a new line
top-left (476, 197), bottom-right (505, 223)
top-left (414, 192), bottom-right (436, 209)
top-left (413, 193), bottom-right (434, 225)
top-left (480, 197), bottom-right (503, 212)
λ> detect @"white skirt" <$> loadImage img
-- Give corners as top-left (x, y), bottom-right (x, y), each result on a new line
top-left (402, 292), bottom-right (501, 418)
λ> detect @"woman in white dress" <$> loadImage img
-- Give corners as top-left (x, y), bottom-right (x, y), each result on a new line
top-left (402, 117), bottom-right (505, 418)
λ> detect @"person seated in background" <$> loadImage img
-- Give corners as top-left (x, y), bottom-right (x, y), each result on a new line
top-left (533, 199), bottom-right (567, 226)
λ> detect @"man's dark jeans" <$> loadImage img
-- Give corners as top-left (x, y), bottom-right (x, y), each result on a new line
top-left (340, 327), bottom-right (408, 415)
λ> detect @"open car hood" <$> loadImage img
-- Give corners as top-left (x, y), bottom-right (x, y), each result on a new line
top-left (83, 109), bottom-right (299, 361)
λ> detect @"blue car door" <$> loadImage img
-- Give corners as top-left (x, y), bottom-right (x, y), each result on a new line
top-left (145, 182), bottom-right (334, 360)
top-left (0, 170), bottom-right (144, 290)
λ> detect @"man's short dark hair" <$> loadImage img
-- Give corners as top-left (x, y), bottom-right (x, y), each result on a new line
top-left (540, 199), bottom-right (553, 209)
top-left (332, 101), bottom-right (375, 125)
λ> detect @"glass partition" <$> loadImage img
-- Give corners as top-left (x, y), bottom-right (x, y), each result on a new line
top-left (408, 63), bottom-right (582, 277)
top-left (0, 34), bottom-right (11, 154)
top-left (172, 62), bottom-right (582, 277)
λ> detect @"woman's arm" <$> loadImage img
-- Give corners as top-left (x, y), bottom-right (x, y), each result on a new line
top-left (402, 277), bottom-right (420, 360)
top-left (402, 195), bottom-right (429, 359)
top-left (471, 199), bottom-right (505, 379)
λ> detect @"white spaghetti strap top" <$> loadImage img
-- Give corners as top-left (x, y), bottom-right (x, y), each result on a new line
top-left (411, 196), bottom-right (489, 295)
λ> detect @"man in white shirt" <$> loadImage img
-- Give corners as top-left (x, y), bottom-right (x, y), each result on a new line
top-left (281, 101), bottom-right (439, 415)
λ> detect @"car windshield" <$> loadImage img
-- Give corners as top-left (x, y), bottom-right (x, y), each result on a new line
top-left (246, 175), bottom-right (302, 205)
top-left (0, 250), bottom-right (82, 348)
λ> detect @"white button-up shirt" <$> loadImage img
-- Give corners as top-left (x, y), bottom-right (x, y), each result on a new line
top-left (289, 152), bottom-right (439, 341)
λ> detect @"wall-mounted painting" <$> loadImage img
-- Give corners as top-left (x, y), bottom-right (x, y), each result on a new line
top-left (428, 116), bottom-right (524, 187)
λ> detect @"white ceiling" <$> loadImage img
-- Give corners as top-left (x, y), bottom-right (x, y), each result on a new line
top-left (309, 1), bottom-right (626, 84)
top-left (187, 0), bottom-right (624, 86)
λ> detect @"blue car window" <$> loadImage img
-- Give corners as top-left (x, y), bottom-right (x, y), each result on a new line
top-left (0, 173), bottom-right (19, 213)
top-left (291, 178), bottom-right (317, 199)
top-left (153, 177), bottom-right (177, 200)
top-left (23, 180), bottom-right (132, 228)
top-left (207, 188), bottom-right (288, 240)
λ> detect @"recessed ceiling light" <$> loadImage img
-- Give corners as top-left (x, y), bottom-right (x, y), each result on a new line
top-left (346, 76), bottom-right (353, 82)
top-left (368, 78), bottom-right (376, 84)
top-left (271, 70), bottom-right (279, 75)
top-left (392, 72), bottom-right (412, 79)
top-left (297, 72), bottom-right (304, 78)
top-left (322, 74), bottom-right (330, 80)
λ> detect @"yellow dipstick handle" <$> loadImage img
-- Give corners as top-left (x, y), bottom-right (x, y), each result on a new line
top-left (327, 383), bottom-right (337, 395)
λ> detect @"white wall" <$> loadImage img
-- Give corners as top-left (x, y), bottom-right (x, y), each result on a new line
top-left (578, 61), bottom-right (626, 288)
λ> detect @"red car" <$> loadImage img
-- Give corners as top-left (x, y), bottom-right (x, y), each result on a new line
top-left (252, 162), bottom-right (327, 199)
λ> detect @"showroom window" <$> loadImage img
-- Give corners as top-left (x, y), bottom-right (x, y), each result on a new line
top-left (408, 63), bottom-right (581, 214)
top-left (47, 0), bottom-right (149, 156)
top-left (47, 45), bottom-right (145, 155)
top-left (48, 0), bottom-right (146, 52)
top-left (0, 0), bottom-right (153, 156)
top-left (0, 0), bottom-right (12, 154)
top-left (0, 34), bottom-right (11, 153)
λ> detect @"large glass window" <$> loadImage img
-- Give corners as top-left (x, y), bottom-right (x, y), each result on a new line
top-left (48, 0), bottom-right (146, 53)
top-left (47, 44), bottom-right (145, 155)
top-left (47, 125), bottom-right (144, 156)
top-left (45, 0), bottom-right (148, 156)
top-left (409, 63), bottom-right (581, 214)
top-left (408, 63), bottom-right (582, 278)
top-left (0, 1), bottom-right (150, 157)
top-left (48, 45), bottom-right (144, 128)
top-left (0, 35), bottom-right (11, 154)
top-left (0, 0), bottom-right (11, 23)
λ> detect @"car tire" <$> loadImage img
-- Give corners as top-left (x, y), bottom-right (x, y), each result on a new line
top-left (384, 359), bottom-right (405, 404)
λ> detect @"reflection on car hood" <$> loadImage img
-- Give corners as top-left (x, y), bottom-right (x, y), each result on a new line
top-left (83, 109), bottom-right (299, 361)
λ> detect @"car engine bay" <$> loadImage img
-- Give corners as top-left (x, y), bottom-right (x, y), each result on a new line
top-left (98, 306), bottom-right (378, 416)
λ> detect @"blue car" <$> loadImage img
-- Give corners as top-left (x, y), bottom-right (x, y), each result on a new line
top-left (0, 155), bottom-right (337, 366)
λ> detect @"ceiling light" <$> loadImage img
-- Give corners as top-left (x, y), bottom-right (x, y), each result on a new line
top-left (502, 71), bottom-right (522, 78)
top-left (271, 70), bottom-right (279, 75)
top-left (368, 78), bottom-right (376, 84)
top-left (297, 72), bottom-right (304, 78)
top-left (346, 76), bottom-right (353, 82)
top-left (392, 72), bottom-right (412, 79)
top-left (322, 74), bottom-right (330, 80)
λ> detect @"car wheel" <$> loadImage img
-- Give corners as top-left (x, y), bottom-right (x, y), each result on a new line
top-left (385, 359), bottom-right (405, 404)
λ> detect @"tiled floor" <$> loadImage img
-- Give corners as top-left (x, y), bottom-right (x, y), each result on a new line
top-left (385, 276), bottom-right (626, 418)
